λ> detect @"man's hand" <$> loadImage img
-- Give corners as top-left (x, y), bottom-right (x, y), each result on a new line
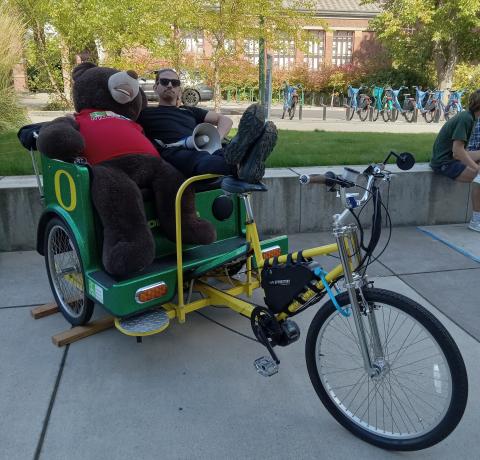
top-left (204, 111), bottom-right (233, 140)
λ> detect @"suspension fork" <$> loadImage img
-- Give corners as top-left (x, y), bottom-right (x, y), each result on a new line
top-left (334, 225), bottom-right (385, 376)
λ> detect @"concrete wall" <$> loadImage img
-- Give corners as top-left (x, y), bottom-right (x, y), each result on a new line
top-left (0, 164), bottom-right (474, 251)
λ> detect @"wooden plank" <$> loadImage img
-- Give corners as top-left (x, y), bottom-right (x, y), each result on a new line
top-left (52, 316), bottom-right (114, 347)
top-left (31, 303), bottom-right (59, 319)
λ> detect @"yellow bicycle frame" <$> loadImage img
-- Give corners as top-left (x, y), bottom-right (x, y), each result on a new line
top-left (162, 174), bottom-right (357, 325)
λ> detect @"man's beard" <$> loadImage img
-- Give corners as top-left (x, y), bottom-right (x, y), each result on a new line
top-left (161, 90), bottom-right (177, 104)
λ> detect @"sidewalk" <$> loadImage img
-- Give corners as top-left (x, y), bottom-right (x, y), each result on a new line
top-left (0, 226), bottom-right (479, 459)
top-left (21, 92), bottom-right (443, 134)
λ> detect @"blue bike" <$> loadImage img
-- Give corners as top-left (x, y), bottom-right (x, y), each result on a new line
top-left (403, 87), bottom-right (438, 123)
top-left (381, 86), bottom-right (408, 122)
top-left (444, 89), bottom-right (465, 120)
top-left (346, 85), bottom-right (372, 121)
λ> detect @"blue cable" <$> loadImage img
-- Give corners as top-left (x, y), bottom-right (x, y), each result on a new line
top-left (314, 267), bottom-right (351, 317)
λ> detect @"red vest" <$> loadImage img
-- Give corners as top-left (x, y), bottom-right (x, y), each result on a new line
top-left (75, 109), bottom-right (159, 165)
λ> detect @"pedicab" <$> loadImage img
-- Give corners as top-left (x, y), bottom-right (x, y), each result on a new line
top-left (19, 126), bottom-right (468, 451)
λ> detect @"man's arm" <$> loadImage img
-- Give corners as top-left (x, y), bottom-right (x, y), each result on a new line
top-left (204, 110), bottom-right (233, 140)
top-left (452, 140), bottom-right (480, 170)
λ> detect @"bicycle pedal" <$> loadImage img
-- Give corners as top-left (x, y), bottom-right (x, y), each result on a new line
top-left (254, 356), bottom-right (279, 377)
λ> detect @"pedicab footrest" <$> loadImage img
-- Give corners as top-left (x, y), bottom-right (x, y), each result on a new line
top-left (114, 308), bottom-right (170, 337)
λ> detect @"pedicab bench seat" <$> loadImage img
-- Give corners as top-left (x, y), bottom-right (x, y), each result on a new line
top-left (37, 155), bottom-right (288, 318)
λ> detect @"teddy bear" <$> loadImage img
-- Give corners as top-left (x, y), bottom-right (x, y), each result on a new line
top-left (37, 62), bottom-right (216, 277)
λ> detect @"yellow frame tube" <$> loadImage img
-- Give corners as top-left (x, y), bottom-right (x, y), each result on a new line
top-left (175, 174), bottom-right (221, 322)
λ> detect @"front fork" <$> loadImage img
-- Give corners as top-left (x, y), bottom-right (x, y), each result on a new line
top-left (334, 224), bottom-right (385, 378)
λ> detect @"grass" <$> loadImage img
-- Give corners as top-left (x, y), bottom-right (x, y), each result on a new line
top-left (0, 129), bottom-right (436, 176)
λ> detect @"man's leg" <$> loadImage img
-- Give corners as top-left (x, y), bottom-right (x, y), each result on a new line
top-left (163, 147), bottom-right (236, 176)
top-left (456, 166), bottom-right (480, 231)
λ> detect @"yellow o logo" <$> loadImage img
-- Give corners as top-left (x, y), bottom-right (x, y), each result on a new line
top-left (54, 170), bottom-right (77, 212)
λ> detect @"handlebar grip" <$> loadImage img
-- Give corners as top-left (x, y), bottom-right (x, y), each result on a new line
top-left (299, 172), bottom-right (337, 185)
top-left (299, 174), bottom-right (327, 185)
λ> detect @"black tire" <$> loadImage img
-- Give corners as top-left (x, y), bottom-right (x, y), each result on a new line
top-left (305, 288), bottom-right (468, 451)
top-left (444, 105), bottom-right (458, 121)
top-left (289, 100), bottom-right (297, 119)
top-left (358, 102), bottom-right (369, 121)
top-left (404, 107), bottom-right (415, 123)
top-left (372, 108), bottom-right (379, 122)
top-left (182, 88), bottom-right (200, 106)
top-left (424, 108), bottom-right (435, 123)
top-left (391, 108), bottom-right (399, 122)
top-left (347, 105), bottom-right (355, 121)
top-left (381, 106), bottom-right (391, 122)
top-left (44, 217), bottom-right (94, 326)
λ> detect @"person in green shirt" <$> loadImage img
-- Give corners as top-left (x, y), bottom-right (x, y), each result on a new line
top-left (430, 90), bottom-right (480, 232)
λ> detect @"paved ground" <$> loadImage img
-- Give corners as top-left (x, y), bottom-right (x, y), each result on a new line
top-left (20, 92), bottom-right (443, 133)
top-left (0, 225), bottom-right (479, 460)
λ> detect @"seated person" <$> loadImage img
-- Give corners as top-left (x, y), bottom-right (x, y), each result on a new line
top-left (137, 68), bottom-right (276, 183)
top-left (430, 90), bottom-right (480, 232)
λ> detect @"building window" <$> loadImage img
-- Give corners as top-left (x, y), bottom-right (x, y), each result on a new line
top-left (183, 31), bottom-right (204, 55)
top-left (304, 30), bottom-right (325, 70)
top-left (273, 38), bottom-right (295, 69)
top-left (332, 31), bottom-right (354, 66)
top-left (244, 39), bottom-right (259, 65)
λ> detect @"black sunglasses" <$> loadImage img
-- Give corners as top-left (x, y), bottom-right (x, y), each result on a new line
top-left (158, 78), bottom-right (181, 87)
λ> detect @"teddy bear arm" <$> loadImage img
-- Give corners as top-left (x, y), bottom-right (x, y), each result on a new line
top-left (37, 116), bottom-right (85, 162)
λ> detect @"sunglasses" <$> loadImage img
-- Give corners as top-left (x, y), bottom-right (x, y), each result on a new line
top-left (158, 78), bottom-right (181, 87)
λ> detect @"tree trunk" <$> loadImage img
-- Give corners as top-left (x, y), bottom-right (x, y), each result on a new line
top-left (33, 21), bottom-right (69, 104)
top-left (433, 40), bottom-right (457, 90)
top-left (59, 37), bottom-right (72, 102)
top-left (213, 56), bottom-right (221, 112)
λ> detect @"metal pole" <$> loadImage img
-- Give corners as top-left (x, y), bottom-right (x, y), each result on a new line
top-left (265, 54), bottom-right (272, 120)
top-left (258, 17), bottom-right (265, 107)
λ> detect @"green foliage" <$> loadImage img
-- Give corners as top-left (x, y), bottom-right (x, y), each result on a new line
top-left (363, 0), bottom-right (480, 87)
top-left (0, 3), bottom-right (28, 132)
top-left (453, 63), bottom-right (480, 94)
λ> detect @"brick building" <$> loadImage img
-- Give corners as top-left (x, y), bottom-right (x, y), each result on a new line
top-left (184, 0), bottom-right (381, 70)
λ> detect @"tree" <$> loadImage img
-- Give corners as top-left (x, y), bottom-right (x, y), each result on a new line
top-left (193, 0), bottom-right (321, 110)
top-left (364, 0), bottom-right (480, 89)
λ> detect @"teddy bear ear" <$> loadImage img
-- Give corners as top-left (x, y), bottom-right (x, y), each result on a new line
top-left (72, 62), bottom-right (97, 81)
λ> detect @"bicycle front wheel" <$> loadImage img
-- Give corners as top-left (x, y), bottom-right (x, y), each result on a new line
top-left (372, 108), bottom-right (379, 122)
top-left (381, 106), bottom-right (391, 122)
top-left (358, 104), bottom-right (369, 121)
top-left (424, 109), bottom-right (435, 123)
top-left (305, 288), bottom-right (467, 451)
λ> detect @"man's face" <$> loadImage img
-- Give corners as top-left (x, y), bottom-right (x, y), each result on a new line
top-left (154, 70), bottom-right (181, 105)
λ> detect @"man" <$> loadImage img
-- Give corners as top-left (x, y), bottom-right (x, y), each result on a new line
top-left (138, 68), bottom-right (277, 183)
top-left (430, 89), bottom-right (480, 232)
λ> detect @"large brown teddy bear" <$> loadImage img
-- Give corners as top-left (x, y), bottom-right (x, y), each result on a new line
top-left (37, 62), bottom-right (216, 277)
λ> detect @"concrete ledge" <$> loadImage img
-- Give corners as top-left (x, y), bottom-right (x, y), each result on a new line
top-left (0, 164), bottom-right (474, 251)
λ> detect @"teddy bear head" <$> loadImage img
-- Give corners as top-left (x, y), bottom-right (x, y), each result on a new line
top-left (72, 62), bottom-right (146, 121)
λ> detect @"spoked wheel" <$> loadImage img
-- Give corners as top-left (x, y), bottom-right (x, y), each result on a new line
top-left (44, 218), bottom-right (94, 326)
top-left (347, 105), bottom-right (355, 121)
top-left (404, 108), bottom-right (415, 123)
top-left (444, 105), bottom-right (458, 121)
top-left (182, 88), bottom-right (200, 106)
top-left (358, 104), bottom-right (369, 121)
top-left (372, 108), bottom-right (379, 122)
top-left (305, 288), bottom-right (468, 451)
top-left (424, 108), bottom-right (435, 123)
top-left (381, 106), bottom-right (391, 122)
top-left (289, 99), bottom-right (297, 120)
top-left (391, 109), bottom-right (399, 122)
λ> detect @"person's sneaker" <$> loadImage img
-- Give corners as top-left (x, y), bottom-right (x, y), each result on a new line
top-left (223, 103), bottom-right (265, 165)
top-left (238, 121), bottom-right (278, 183)
top-left (468, 220), bottom-right (480, 232)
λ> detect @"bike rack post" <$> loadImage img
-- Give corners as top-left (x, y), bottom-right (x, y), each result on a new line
top-left (346, 107), bottom-right (350, 120)
top-left (368, 107), bottom-right (373, 121)
top-left (392, 109), bottom-right (397, 122)
top-left (413, 109), bottom-right (418, 122)
top-left (321, 104), bottom-right (327, 120)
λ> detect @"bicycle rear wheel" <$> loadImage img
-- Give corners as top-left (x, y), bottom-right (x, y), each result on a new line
top-left (289, 101), bottom-right (297, 120)
top-left (305, 288), bottom-right (467, 451)
top-left (444, 105), bottom-right (458, 121)
top-left (424, 109), bottom-right (435, 123)
top-left (358, 103), bottom-right (369, 121)
top-left (372, 108), bottom-right (379, 122)
top-left (381, 106), bottom-right (391, 122)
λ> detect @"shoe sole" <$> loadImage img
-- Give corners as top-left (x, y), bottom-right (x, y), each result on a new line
top-left (468, 223), bottom-right (480, 232)
top-left (224, 104), bottom-right (265, 165)
top-left (238, 121), bottom-right (277, 183)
